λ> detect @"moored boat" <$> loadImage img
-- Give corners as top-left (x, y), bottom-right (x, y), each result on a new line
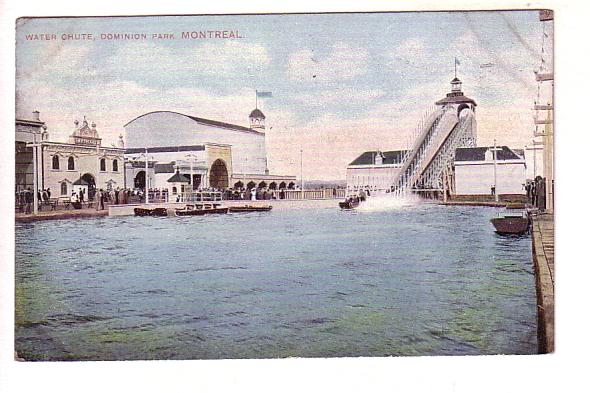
top-left (490, 212), bottom-right (530, 234)
top-left (134, 207), bottom-right (168, 217)
top-left (228, 205), bottom-right (273, 212)
top-left (174, 203), bottom-right (228, 216)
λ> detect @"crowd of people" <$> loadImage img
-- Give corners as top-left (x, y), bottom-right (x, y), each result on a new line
top-left (15, 186), bottom-right (145, 213)
top-left (17, 184), bottom-right (347, 214)
top-left (15, 188), bottom-right (52, 214)
top-left (526, 176), bottom-right (548, 211)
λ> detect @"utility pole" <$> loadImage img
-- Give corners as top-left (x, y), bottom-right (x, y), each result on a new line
top-left (300, 149), bottom-right (304, 198)
top-left (492, 140), bottom-right (501, 203)
top-left (32, 132), bottom-right (39, 215)
top-left (144, 147), bottom-right (149, 204)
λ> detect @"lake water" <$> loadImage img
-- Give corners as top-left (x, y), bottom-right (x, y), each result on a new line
top-left (15, 201), bottom-right (537, 360)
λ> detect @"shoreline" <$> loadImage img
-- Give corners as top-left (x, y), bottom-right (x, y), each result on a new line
top-left (531, 212), bottom-right (555, 353)
top-left (14, 197), bottom-right (524, 222)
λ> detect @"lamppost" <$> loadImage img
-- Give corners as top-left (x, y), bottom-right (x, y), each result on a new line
top-left (242, 157), bottom-right (248, 187)
top-left (27, 125), bottom-right (47, 215)
top-left (300, 149), bottom-right (304, 195)
top-left (185, 153), bottom-right (199, 191)
top-left (491, 140), bottom-right (502, 203)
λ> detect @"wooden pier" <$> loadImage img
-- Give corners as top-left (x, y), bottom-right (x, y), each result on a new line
top-left (531, 213), bottom-right (554, 353)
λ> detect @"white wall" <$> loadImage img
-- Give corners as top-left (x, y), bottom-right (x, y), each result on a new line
top-left (524, 145), bottom-right (544, 181)
top-left (455, 161), bottom-right (526, 195)
top-left (125, 111), bottom-right (267, 175)
top-left (42, 145), bottom-right (124, 196)
top-left (346, 165), bottom-right (401, 192)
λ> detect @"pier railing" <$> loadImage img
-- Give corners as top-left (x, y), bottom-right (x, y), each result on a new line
top-left (176, 191), bottom-right (223, 203)
top-left (282, 189), bottom-right (346, 200)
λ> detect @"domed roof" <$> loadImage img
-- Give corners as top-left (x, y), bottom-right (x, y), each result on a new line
top-left (249, 108), bottom-right (266, 119)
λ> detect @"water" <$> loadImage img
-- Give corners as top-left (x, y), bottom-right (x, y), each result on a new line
top-left (15, 202), bottom-right (537, 360)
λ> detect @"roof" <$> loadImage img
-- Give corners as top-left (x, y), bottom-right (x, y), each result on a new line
top-left (249, 108), bottom-right (266, 119)
top-left (16, 118), bottom-right (45, 126)
top-left (124, 111), bottom-right (262, 134)
top-left (125, 145), bottom-right (205, 154)
top-left (167, 172), bottom-right (191, 183)
top-left (154, 163), bottom-right (175, 174)
top-left (435, 92), bottom-right (477, 106)
top-left (349, 150), bottom-right (408, 166)
top-left (512, 148), bottom-right (525, 158)
top-left (73, 178), bottom-right (89, 185)
top-left (451, 77), bottom-right (461, 82)
top-left (455, 146), bottom-right (522, 162)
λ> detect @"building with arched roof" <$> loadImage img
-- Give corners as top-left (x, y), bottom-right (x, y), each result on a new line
top-left (123, 109), bottom-right (295, 194)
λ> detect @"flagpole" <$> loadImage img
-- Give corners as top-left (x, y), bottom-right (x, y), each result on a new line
top-left (255, 89), bottom-right (258, 109)
top-left (454, 57), bottom-right (457, 78)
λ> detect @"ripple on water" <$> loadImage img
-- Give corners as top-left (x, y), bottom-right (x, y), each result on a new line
top-left (15, 205), bottom-right (537, 360)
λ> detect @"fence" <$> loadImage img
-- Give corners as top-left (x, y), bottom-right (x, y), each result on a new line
top-left (282, 188), bottom-right (346, 200)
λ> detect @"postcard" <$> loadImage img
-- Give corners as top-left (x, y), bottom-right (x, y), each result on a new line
top-left (13, 9), bottom-right (553, 362)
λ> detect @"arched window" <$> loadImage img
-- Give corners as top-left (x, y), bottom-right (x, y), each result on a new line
top-left (60, 182), bottom-right (68, 196)
top-left (112, 159), bottom-right (118, 172)
top-left (68, 156), bottom-right (75, 170)
top-left (172, 186), bottom-right (178, 194)
top-left (52, 155), bottom-right (60, 170)
top-left (100, 158), bottom-right (106, 172)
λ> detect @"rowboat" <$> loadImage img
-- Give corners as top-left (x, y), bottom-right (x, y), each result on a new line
top-left (228, 205), bottom-right (273, 212)
top-left (134, 207), bottom-right (168, 217)
top-left (490, 212), bottom-right (530, 234)
top-left (174, 203), bottom-right (228, 216)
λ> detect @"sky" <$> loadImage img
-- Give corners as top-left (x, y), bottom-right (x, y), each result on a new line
top-left (15, 11), bottom-right (549, 180)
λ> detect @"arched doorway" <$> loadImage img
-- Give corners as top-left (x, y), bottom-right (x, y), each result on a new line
top-left (269, 182), bottom-right (277, 190)
top-left (81, 173), bottom-right (96, 200)
top-left (457, 103), bottom-right (471, 117)
top-left (247, 181), bottom-right (256, 190)
top-left (234, 181), bottom-right (244, 189)
top-left (209, 159), bottom-right (229, 189)
top-left (134, 170), bottom-right (146, 190)
top-left (288, 182), bottom-right (296, 189)
top-left (279, 181), bottom-right (286, 189)
top-left (258, 181), bottom-right (267, 189)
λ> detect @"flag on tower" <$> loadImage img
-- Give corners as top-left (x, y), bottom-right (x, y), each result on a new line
top-left (455, 58), bottom-right (460, 65)
top-left (256, 91), bottom-right (273, 97)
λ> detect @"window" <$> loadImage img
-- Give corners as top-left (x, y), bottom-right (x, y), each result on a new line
top-left (172, 186), bottom-right (177, 194)
top-left (52, 155), bottom-right (60, 170)
top-left (100, 158), bottom-right (106, 172)
top-left (112, 159), bottom-right (118, 172)
top-left (68, 156), bottom-right (75, 170)
top-left (60, 182), bottom-right (67, 196)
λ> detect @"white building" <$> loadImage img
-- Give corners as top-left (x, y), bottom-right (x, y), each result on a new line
top-left (123, 109), bottom-right (295, 194)
top-left (346, 150), bottom-right (406, 193)
top-left (15, 112), bottom-right (125, 200)
top-left (524, 144), bottom-right (544, 181)
top-left (454, 146), bottom-right (526, 195)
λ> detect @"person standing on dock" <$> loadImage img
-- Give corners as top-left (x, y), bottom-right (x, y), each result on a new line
top-left (95, 189), bottom-right (101, 211)
top-left (24, 188), bottom-right (33, 214)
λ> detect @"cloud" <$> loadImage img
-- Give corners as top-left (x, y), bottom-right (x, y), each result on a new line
top-left (287, 43), bottom-right (368, 82)
top-left (292, 87), bottom-right (385, 109)
top-left (105, 40), bottom-right (271, 79)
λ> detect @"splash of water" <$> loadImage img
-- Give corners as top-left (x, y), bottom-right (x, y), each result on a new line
top-left (355, 194), bottom-right (424, 212)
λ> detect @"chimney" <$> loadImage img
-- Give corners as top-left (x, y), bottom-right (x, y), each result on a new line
top-left (32, 111), bottom-right (40, 121)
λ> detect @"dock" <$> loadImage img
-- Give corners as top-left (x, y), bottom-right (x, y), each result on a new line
top-left (531, 212), bottom-right (554, 353)
top-left (15, 209), bottom-right (109, 222)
